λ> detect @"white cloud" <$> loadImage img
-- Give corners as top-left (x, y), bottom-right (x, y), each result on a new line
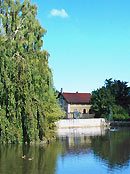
top-left (50, 9), bottom-right (69, 18)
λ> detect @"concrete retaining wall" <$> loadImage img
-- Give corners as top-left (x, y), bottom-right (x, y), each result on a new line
top-left (56, 118), bottom-right (108, 128)
top-left (57, 127), bottom-right (107, 137)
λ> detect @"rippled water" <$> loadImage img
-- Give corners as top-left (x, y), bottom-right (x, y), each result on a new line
top-left (1, 128), bottom-right (130, 174)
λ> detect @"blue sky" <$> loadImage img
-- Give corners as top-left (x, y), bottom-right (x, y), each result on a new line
top-left (32, 0), bottom-right (130, 92)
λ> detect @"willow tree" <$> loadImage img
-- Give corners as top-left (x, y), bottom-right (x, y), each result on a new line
top-left (0, 0), bottom-right (63, 143)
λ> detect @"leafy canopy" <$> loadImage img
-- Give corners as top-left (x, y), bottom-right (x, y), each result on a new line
top-left (91, 79), bottom-right (130, 120)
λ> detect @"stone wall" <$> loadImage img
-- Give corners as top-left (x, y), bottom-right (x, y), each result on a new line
top-left (56, 118), bottom-right (108, 128)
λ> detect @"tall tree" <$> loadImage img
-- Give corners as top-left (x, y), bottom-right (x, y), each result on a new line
top-left (91, 79), bottom-right (130, 120)
top-left (91, 87), bottom-right (115, 119)
top-left (105, 79), bottom-right (130, 110)
top-left (0, 0), bottom-right (62, 143)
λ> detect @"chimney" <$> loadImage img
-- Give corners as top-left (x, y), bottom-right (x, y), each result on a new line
top-left (60, 88), bottom-right (63, 93)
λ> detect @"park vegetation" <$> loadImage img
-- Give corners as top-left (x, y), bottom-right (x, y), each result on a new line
top-left (0, 0), bottom-right (63, 144)
top-left (91, 79), bottom-right (130, 120)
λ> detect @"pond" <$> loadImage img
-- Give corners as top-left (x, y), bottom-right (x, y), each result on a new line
top-left (1, 127), bottom-right (130, 174)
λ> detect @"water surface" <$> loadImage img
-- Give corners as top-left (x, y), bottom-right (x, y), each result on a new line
top-left (1, 128), bottom-right (130, 174)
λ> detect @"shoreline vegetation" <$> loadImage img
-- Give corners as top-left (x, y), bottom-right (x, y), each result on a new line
top-left (0, 0), bottom-right (63, 144)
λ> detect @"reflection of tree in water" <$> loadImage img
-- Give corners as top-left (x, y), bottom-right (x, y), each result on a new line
top-left (0, 142), bottom-right (62, 174)
top-left (90, 129), bottom-right (130, 168)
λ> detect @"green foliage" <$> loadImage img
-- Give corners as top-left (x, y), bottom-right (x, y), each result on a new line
top-left (0, 0), bottom-right (63, 144)
top-left (105, 78), bottom-right (130, 109)
top-left (112, 105), bottom-right (129, 120)
top-left (91, 87), bottom-right (115, 118)
top-left (91, 79), bottom-right (130, 120)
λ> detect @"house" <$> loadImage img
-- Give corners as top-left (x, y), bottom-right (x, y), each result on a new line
top-left (59, 91), bottom-right (93, 119)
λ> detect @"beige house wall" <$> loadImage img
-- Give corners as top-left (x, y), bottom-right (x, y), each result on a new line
top-left (70, 104), bottom-right (91, 113)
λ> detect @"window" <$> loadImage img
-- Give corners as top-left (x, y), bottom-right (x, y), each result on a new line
top-left (83, 109), bottom-right (86, 114)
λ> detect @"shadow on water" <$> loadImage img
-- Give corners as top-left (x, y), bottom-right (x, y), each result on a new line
top-left (1, 128), bottom-right (130, 174)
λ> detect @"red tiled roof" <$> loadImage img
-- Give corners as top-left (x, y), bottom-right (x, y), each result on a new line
top-left (62, 92), bottom-right (91, 104)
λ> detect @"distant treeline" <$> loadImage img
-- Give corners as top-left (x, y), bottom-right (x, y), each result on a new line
top-left (91, 79), bottom-right (130, 120)
top-left (0, 0), bottom-right (63, 144)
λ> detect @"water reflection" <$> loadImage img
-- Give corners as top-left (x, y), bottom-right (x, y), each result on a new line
top-left (0, 128), bottom-right (130, 174)
top-left (57, 128), bottom-right (130, 174)
top-left (91, 129), bottom-right (130, 168)
top-left (0, 142), bottom-right (62, 174)
top-left (57, 127), bottom-right (107, 137)
top-left (57, 127), bottom-right (107, 155)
